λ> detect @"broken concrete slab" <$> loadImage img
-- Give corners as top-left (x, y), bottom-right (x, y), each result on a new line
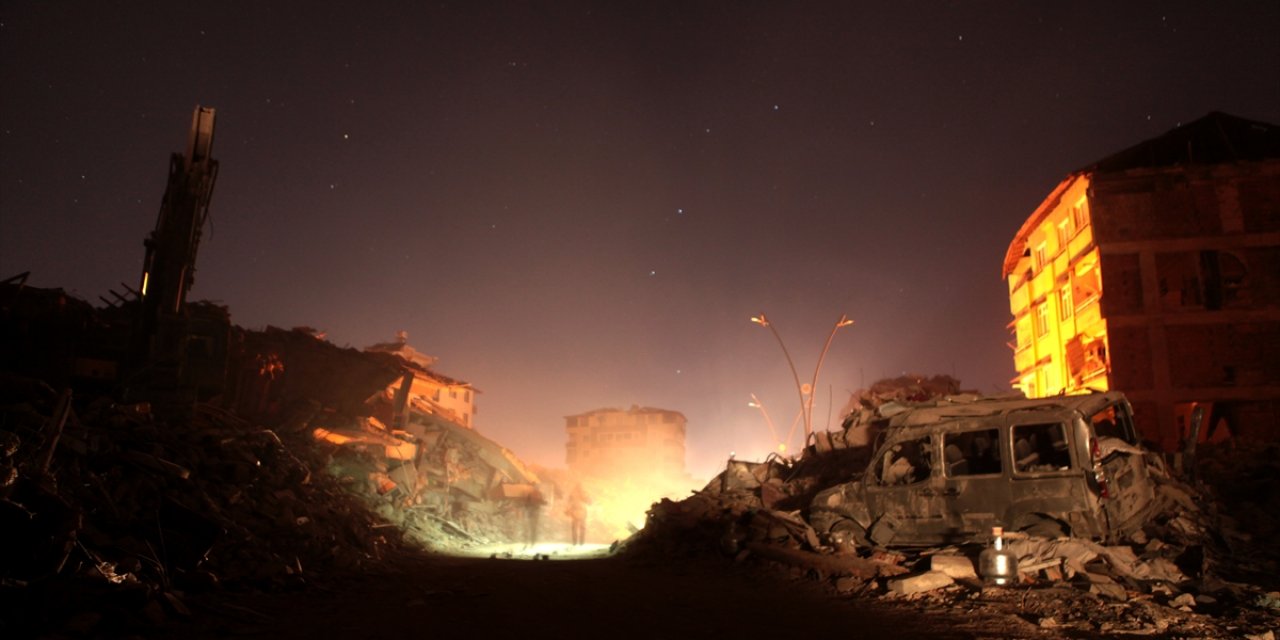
top-left (929, 554), bottom-right (977, 580)
top-left (1084, 572), bottom-right (1129, 601)
top-left (888, 570), bottom-right (954, 595)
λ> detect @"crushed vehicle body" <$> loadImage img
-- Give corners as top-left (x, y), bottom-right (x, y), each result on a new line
top-left (810, 391), bottom-right (1156, 548)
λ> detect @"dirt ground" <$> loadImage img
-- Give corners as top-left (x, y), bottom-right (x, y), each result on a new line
top-left (168, 545), bottom-right (1034, 640)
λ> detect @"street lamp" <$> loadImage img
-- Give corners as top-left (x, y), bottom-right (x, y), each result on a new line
top-left (747, 393), bottom-right (780, 449)
top-left (748, 394), bottom-right (802, 454)
top-left (751, 313), bottom-right (854, 444)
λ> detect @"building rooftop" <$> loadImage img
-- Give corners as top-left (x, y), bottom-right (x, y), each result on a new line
top-left (1003, 112), bottom-right (1280, 278)
top-left (1082, 111), bottom-right (1280, 174)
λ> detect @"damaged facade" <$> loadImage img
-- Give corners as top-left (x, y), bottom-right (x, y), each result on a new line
top-left (365, 335), bottom-right (477, 428)
top-left (565, 405), bottom-right (686, 481)
top-left (1004, 112), bottom-right (1280, 449)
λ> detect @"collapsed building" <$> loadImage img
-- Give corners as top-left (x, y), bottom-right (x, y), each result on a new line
top-left (0, 107), bottom-right (571, 635)
top-left (229, 327), bottom-right (546, 549)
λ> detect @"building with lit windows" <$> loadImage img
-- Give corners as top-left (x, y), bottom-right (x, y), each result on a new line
top-left (1003, 113), bottom-right (1280, 450)
top-left (565, 406), bottom-right (686, 479)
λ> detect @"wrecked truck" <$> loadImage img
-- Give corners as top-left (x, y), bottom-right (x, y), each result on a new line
top-left (809, 391), bottom-right (1157, 548)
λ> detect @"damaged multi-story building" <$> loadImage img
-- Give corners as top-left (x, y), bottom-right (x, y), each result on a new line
top-left (1003, 112), bottom-right (1280, 450)
top-left (565, 406), bottom-right (687, 481)
top-left (366, 334), bottom-right (478, 428)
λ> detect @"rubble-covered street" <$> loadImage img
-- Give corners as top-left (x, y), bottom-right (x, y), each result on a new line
top-left (3, 6), bottom-right (1279, 635)
top-left (3, 352), bottom-right (1279, 637)
top-left (630, 379), bottom-right (1280, 639)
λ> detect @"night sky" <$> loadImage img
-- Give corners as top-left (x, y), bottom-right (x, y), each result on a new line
top-left (3, 2), bottom-right (1278, 478)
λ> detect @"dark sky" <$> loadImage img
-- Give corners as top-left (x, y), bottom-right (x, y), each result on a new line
top-left (3, 1), bottom-right (1278, 477)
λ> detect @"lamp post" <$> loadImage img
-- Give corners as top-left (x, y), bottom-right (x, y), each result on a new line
top-left (748, 393), bottom-right (783, 453)
top-left (751, 313), bottom-right (854, 444)
top-left (748, 394), bottom-right (804, 454)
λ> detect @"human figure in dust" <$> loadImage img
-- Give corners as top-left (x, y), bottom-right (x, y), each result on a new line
top-left (523, 486), bottom-right (546, 549)
top-left (565, 483), bottom-right (592, 546)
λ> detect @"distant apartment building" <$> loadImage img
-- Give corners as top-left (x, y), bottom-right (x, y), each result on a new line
top-left (1003, 112), bottom-right (1280, 451)
top-left (565, 406), bottom-right (687, 479)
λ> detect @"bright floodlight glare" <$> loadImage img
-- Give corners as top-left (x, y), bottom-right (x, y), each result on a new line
top-left (449, 542), bottom-right (613, 561)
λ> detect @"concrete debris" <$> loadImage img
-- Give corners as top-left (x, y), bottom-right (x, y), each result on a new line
top-left (0, 381), bottom-right (415, 636)
top-left (929, 554), bottom-right (977, 580)
top-left (630, 381), bottom-right (1280, 638)
top-left (0, 323), bottom-right (557, 637)
top-left (888, 570), bottom-right (954, 595)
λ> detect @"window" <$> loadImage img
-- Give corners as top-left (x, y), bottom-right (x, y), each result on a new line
top-left (1034, 303), bottom-right (1050, 337)
top-left (1012, 422), bottom-right (1072, 473)
top-left (1057, 219), bottom-right (1072, 252)
top-left (1089, 404), bottom-right (1137, 445)
top-left (1059, 286), bottom-right (1073, 322)
top-left (1033, 243), bottom-right (1048, 271)
top-left (875, 436), bottom-right (933, 485)
top-left (1072, 199), bottom-right (1089, 229)
top-left (1074, 261), bottom-right (1101, 304)
top-left (1201, 250), bottom-right (1250, 309)
top-left (943, 429), bottom-right (1001, 477)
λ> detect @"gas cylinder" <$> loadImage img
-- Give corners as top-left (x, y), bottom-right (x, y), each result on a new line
top-left (978, 526), bottom-right (1018, 585)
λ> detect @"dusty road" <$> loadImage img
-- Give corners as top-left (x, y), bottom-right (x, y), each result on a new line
top-left (173, 546), bottom-right (1023, 640)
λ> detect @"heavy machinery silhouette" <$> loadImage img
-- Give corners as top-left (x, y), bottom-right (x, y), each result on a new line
top-left (129, 105), bottom-right (230, 410)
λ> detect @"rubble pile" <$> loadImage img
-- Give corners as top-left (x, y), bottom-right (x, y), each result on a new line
top-left (1195, 438), bottom-right (1280, 587)
top-left (0, 376), bottom-right (415, 636)
top-left (320, 422), bottom-right (531, 552)
top-left (628, 423), bottom-right (1280, 636)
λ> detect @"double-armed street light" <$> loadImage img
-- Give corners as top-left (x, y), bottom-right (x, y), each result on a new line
top-left (750, 313), bottom-right (854, 445)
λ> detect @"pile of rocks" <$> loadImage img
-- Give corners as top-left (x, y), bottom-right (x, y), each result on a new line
top-left (628, 446), bottom-right (1280, 637)
top-left (0, 377), bottom-right (415, 637)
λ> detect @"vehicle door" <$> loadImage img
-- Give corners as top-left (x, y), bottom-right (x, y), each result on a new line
top-left (1007, 415), bottom-right (1088, 528)
top-left (862, 432), bottom-right (949, 545)
top-left (939, 424), bottom-right (1010, 541)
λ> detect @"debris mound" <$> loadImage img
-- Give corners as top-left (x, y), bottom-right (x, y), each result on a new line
top-left (0, 376), bottom-right (413, 637)
top-left (628, 382), bottom-right (1280, 638)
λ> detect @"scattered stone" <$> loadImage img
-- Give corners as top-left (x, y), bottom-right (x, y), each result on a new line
top-left (1170, 593), bottom-right (1196, 608)
top-left (870, 549), bottom-right (905, 566)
